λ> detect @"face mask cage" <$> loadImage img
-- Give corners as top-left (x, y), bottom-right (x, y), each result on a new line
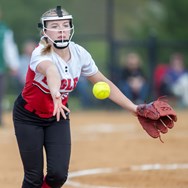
top-left (38, 7), bottom-right (74, 49)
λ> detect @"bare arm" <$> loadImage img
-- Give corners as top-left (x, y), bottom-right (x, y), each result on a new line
top-left (87, 71), bottom-right (137, 114)
top-left (37, 61), bottom-right (70, 120)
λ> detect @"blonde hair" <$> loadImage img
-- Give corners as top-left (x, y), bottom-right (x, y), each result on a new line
top-left (40, 38), bottom-right (52, 55)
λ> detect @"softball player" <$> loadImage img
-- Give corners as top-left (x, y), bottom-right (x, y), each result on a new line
top-left (12, 6), bottom-right (137, 188)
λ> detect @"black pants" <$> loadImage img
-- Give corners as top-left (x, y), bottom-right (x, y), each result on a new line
top-left (13, 94), bottom-right (71, 188)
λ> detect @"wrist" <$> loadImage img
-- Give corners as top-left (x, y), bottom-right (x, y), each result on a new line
top-left (132, 104), bottom-right (138, 115)
top-left (51, 90), bottom-right (61, 99)
top-left (125, 103), bottom-right (138, 115)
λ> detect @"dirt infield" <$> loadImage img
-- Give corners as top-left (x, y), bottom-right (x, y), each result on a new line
top-left (0, 110), bottom-right (188, 188)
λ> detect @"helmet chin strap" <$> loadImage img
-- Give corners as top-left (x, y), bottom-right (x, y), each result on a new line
top-left (53, 40), bottom-right (69, 49)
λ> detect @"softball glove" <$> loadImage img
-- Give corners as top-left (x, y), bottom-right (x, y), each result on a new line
top-left (136, 97), bottom-right (177, 142)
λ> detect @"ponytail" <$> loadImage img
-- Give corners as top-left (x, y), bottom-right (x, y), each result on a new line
top-left (40, 37), bottom-right (52, 55)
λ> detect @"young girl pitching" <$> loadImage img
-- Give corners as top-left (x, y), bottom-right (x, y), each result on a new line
top-left (13, 5), bottom-right (138, 188)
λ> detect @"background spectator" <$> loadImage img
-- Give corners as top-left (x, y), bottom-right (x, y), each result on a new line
top-left (0, 9), bottom-right (20, 126)
top-left (172, 73), bottom-right (188, 108)
top-left (153, 63), bottom-right (169, 98)
top-left (118, 53), bottom-right (149, 104)
top-left (73, 76), bottom-right (93, 109)
top-left (18, 39), bottom-right (37, 89)
top-left (161, 53), bottom-right (188, 108)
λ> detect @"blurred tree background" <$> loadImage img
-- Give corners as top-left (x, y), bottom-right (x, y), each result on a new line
top-left (1, 0), bottom-right (188, 109)
top-left (1, 0), bottom-right (188, 65)
top-left (0, 0), bottom-right (187, 45)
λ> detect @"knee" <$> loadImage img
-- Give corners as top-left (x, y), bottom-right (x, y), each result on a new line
top-left (46, 169), bottom-right (68, 188)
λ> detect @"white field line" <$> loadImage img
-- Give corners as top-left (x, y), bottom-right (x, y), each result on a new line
top-left (66, 163), bottom-right (188, 188)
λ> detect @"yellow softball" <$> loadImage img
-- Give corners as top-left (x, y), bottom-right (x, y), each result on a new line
top-left (92, 82), bottom-right (110, 100)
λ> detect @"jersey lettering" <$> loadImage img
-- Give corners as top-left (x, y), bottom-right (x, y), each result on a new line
top-left (41, 76), bottom-right (79, 92)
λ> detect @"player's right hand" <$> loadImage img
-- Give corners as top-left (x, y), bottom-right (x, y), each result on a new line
top-left (52, 91), bottom-right (70, 121)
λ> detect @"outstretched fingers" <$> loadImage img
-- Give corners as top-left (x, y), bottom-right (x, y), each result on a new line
top-left (60, 105), bottom-right (70, 119)
top-left (53, 96), bottom-right (70, 121)
top-left (52, 92), bottom-right (70, 121)
top-left (54, 105), bottom-right (70, 121)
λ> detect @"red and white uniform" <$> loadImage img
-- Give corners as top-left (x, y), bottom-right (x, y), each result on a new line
top-left (22, 41), bottom-right (98, 118)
